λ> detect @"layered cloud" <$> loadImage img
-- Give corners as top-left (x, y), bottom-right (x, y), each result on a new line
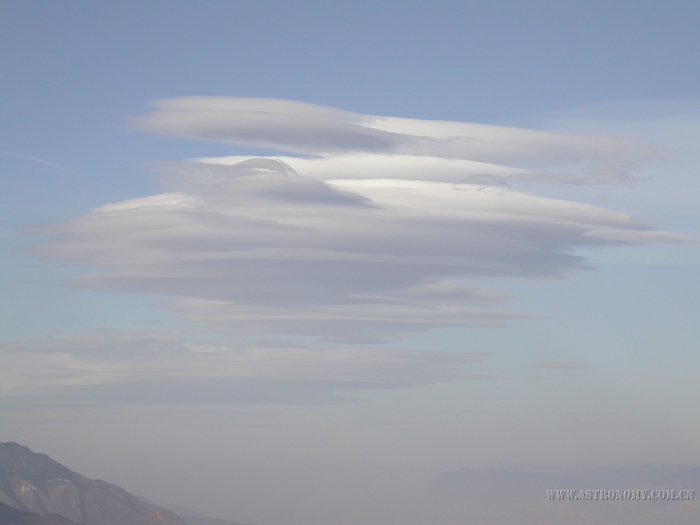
top-left (12, 98), bottom-right (690, 402)
top-left (0, 330), bottom-right (483, 405)
top-left (134, 97), bottom-right (665, 184)
top-left (31, 152), bottom-right (686, 339)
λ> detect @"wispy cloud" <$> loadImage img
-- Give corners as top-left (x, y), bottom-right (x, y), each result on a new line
top-left (536, 361), bottom-right (593, 370)
top-left (0, 330), bottom-right (484, 405)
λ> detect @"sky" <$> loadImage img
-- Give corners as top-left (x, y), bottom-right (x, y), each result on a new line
top-left (1, 1), bottom-right (699, 523)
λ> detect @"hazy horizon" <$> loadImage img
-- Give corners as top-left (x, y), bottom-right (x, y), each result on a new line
top-left (2, 2), bottom-right (699, 524)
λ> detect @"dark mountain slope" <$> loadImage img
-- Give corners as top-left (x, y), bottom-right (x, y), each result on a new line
top-left (0, 501), bottom-right (83, 525)
top-left (0, 443), bottom-right (186, 525)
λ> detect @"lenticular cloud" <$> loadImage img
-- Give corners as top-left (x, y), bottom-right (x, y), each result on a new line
top-left (134, 96), bottom-right (664, 184)
top-left (32, 98), bottom-right (688, 340)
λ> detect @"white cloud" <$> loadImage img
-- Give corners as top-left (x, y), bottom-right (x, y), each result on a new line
top-left (198, 153), bottom-right (642, 186)
top-left (30, 146), bottom-right (688, 340)
top-left (11, 98), bottom-right (691, 404)
top-left (134, 97), bottom-right (664, 184)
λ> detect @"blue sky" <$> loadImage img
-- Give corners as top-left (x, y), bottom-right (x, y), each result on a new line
top-left (1, 2), bottom-right (700, 522)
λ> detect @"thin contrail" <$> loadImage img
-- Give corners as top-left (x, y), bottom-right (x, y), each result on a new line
top-left (1, 150), bottom-right (128, 195)
top-left (1, 150), bottom-right (81, 177)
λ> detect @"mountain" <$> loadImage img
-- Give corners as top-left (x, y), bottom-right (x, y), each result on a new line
top-left (429, 464), bottom-right (700, 496)
top-left (0, 501), bottom-right (84, 525)
top-left (414, 465), bottom-right (700, 525)
top-left (0, 443), bottom-right (186, 525)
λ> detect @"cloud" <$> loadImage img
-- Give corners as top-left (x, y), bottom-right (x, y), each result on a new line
top-left (11, 97), bottom-right (691, 405)
top-left (29, 154), bottom-right (688, 340)
top-left (0, 330), bottom-right (484, 405)
top-left (197, 154), bottom-right (644, 187)
top-left (134, 97), bottom-right (666, 184)
top-left (536, 361), bottom-right (593, 370)
top-left (132, 97), bottom-right (405, 155)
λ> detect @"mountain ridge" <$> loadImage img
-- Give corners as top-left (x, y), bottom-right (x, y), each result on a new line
top-left (0, 500), bottom-right (84, 525)
top-left (0, 442), bottom-right (186, 525)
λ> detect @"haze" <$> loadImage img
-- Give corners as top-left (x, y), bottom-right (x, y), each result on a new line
top-left (1, 2), bottom-right (699, 524)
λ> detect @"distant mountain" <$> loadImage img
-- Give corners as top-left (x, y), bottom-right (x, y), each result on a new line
top-left (416, 464), bottom-right (700, 525)
top-left (429, 464), bottom-right (700, 496)
top-left (0, 443), bottom-right (186, 525)
top-left (649, 466), bottom-right (700, 488)
top-left (429, 466), bottom-right (585, 502)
